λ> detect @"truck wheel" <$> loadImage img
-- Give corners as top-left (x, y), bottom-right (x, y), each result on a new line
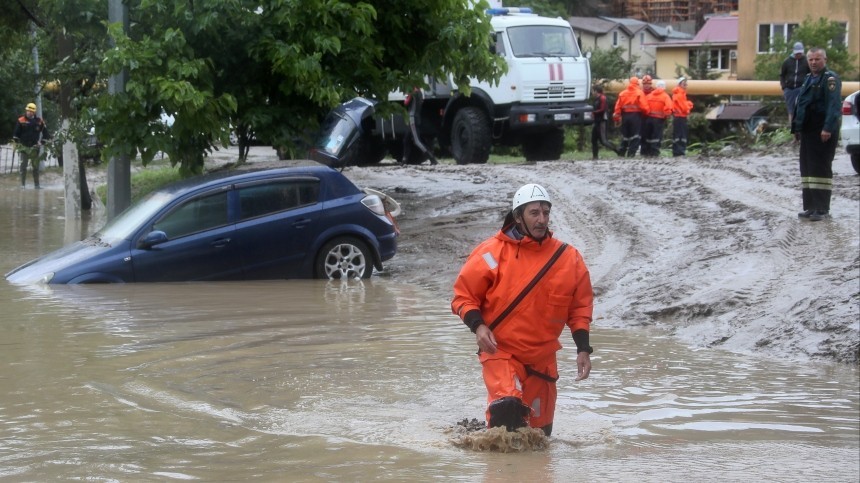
top-left (851, 153), bottom-right (860, 175)
top-left (357, 136), bottom-right (387, 166)
top-left (523, 128), bottom-right (565, 161)
top-left (451, 107), bottom-right (492, 165)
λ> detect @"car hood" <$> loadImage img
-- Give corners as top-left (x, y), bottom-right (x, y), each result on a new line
top-left (5, 239), bottom-right (115, 284)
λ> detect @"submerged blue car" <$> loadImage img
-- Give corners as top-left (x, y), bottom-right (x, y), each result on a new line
top-left (5, 163), bottom-right (398, 284)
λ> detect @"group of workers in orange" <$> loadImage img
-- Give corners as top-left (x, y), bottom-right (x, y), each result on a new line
top-left (612, 75), bottom-right (694, 158)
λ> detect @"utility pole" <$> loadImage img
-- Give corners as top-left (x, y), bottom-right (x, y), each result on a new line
top-left (107, 0), bottom-right (130, 220)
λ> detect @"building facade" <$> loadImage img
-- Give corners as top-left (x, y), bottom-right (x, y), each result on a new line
top-left (736, 0), bottom-right (859, 80)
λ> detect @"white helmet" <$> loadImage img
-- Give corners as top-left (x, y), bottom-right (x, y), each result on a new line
top-left (512, 183), bottom-right (551, 211)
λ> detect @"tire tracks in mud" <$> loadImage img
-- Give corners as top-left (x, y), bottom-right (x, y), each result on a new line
top-left (345, 153), bottom-right (858, 363)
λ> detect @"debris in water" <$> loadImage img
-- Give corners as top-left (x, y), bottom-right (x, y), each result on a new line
top-left (446, 418), bottom-right (549, 452)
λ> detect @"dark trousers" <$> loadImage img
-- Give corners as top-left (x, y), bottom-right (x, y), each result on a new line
top-left (619, 113), bottom-right (642, 157)
top-left (18, 147), bottom-right (40, 187)
top-left (591, 119), bottom-right (616, 158)
top-left (799, 129), bottom-right (837, 212)
top-left (672, 117), bottom-right (689, 156)
top-left (642, 117), bottom-right (665, 156)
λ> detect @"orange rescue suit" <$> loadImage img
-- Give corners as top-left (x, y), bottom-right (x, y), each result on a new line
top-left (452, 229), bottom-right (593, 428)
top-left (613, 83), bottom-right (649, 123)
top-left (645, 87), bottom-right (673, 119)
top-left (452, 230), bottom-right (593, 364)
top-left (672, 86), bottom-right (694, 118)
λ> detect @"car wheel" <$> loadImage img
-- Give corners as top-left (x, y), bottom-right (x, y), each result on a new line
top-left (315, 237), bottom-right (373, 279)
top-left (851, 153), bottom-right (860, 175)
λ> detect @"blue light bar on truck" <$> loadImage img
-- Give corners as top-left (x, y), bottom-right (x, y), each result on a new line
top-left (486, 7), bottom-right (533, 15)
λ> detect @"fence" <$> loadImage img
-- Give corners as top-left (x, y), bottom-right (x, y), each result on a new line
top-left (0, 144), bottom-right (60, 175)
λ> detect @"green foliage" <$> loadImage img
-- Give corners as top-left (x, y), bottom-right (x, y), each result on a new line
top-left (95, 165), bottom-right (184, 207)
top-left (754, 17), bottom-right (859, 81)
top-left (588, 46), bottom-right (637, 83)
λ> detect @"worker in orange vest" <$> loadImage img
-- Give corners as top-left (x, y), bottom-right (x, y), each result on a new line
top-left (612, 77), bottom-right (649, 157)
top-left (641, 79), bottom-right (673, 157)
top-left (671, 77), bottom-right (694, 156)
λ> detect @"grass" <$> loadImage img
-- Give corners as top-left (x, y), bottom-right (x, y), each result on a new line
top-left (94, 164), bottom-right (184, 206)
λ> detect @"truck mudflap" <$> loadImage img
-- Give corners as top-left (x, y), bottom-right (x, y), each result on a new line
top-left (507, 102), bottom-right (594, 128)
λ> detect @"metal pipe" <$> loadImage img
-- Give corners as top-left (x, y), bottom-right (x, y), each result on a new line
top-left (605, 79), bottom-right (860, 96)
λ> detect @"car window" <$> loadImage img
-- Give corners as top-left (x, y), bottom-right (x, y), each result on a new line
top-left (238, 180), bottom-right (320, 220)
top-left (153, 191), bottom-right (230, 239)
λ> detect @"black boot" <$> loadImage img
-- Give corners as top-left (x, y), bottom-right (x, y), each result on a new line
top-left (487, 396), bottom-right (531, 432)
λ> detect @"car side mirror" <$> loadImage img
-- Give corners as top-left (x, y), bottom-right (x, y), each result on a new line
top-left (138, 230), bottom-right (168, 249)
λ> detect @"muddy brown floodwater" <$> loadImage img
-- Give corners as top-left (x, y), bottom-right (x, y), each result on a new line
top-left (1, 146), bottom-right (857, 481)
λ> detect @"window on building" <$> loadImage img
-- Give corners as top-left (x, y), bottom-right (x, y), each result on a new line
top-left (757, 23), bottom-right (799, 53)
top-left (688, 48), bottom-right (732, 72)
top-left (613, 31), bottom-right (618, 47)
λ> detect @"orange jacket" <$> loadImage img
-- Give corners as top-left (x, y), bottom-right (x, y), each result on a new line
top-left (613, 84), bottom-right (649, 122)
top-left (645, 87), bottom-right (673, 119)
top-left (672, 86), bottom-right (694, 117)
top-left (452, 230), bottom-right (593, 364)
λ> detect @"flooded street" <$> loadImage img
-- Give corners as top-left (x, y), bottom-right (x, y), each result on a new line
top-left (2, 168), bottom-right (859, 481)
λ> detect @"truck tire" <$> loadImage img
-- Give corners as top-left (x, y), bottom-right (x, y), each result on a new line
top-left (523, 127), bottom-right (565, 161)
top-left (451, 107), bottom-right (492, 165)
top-left (356, 136), bottom-right (387, 166)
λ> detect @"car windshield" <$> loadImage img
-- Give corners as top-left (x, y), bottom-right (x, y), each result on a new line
top-left (314, 111), bottom-right (358, 157)
top-left (94, 191), bottom-right (176, 242)
top-left (507, 25), bottom-right (581, 58)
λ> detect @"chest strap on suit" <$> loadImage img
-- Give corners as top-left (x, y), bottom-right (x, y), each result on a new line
top-left (488, 243), bottom-right (569, 332)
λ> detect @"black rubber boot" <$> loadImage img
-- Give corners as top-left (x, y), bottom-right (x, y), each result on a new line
top-left (487, 396), bottom-right (531, 432)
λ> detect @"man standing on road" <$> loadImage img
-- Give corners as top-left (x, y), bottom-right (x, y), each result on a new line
top-left (452, 184), bottom-right (593, 437)
top-left (791, 47), bottom-right (841, 222)
top-left (12, 102), bottom-right (51, 189)
top-left (613, 77), bottom-right (649, 157)
top-left (780, 42), bottom-right (811, 124)
top-left (590, 84), bottom-right (617, 159)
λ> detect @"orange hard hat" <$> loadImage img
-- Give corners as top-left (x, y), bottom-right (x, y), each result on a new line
top-left (629, 76), bottom-right (639, 86)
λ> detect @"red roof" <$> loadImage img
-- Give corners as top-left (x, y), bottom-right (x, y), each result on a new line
top-left (693, 16), bottom-right (738, 44)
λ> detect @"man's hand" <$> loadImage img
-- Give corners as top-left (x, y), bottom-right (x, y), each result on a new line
top-left (475, 325), bottom-right (497, 354)
top-left (821, 130), bottom-right (831, 142)
top-left (575, 352), bottom-right (591, 381)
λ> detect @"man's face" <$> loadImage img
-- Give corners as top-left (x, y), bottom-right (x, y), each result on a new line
top-left (807, 50), bottom-right (826, 75)
top-left (516, 201), bottom-right (551, 239)
top-left (25, 110), bottom-right (35, 118)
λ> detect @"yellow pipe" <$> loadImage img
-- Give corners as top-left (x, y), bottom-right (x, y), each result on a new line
top-left (605, 79), bottom-right (860, 97)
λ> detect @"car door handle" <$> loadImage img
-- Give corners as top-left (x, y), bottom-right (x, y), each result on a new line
top-left (292, 219), bottom-right (311, 228)
top-left (212, 237), bottom-right (232, 247)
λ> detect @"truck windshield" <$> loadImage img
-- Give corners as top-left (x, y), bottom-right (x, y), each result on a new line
top-left (507, 25), bottom-right (581, 58)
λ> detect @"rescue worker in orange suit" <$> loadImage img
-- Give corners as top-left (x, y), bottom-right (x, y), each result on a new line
top-left (12, 102), bottom-right (51, 188)
top-left (452, 184), bottom-right (593, 437)
top-left (613, 77), bottom-right (649, 157)
top-left (671, 77), bottom-right (694, 157)
top-left (638, 75), bottom-right (654, 155)
top-left (641, 79), bottom-right (673, 157)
